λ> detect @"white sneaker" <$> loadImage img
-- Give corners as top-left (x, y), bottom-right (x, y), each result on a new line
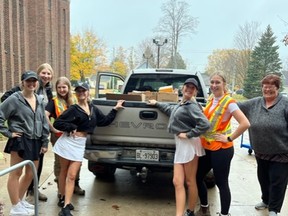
top-left (9, 202), bottom-right (34, 215)
top-left (21, 199), bottom-right (34, 209)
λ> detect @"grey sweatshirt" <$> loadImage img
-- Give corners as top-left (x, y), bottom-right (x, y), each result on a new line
top-left (0, 91), bottom-right (50, 148)
top-left (155, 100), bottom-right (210, 138)
top-left (238, 94), bottom-right (288, 154)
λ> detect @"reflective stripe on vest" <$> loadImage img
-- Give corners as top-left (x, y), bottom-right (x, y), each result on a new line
top-left (53, 96), bottom-right (77, 137)
top-left (202, 94), bottom-right (234, 150)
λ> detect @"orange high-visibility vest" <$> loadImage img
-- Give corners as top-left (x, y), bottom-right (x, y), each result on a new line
top-left (201, 93), bottom-right (235, 151)
top-left (53, 96), bottom-right (77, 137)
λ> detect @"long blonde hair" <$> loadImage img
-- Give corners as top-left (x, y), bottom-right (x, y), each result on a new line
top-left (37, 63), bottom-right (54, 78)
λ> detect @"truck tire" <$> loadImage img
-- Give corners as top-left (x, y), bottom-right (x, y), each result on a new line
top-left (93, 166), bottom-right (116, 179)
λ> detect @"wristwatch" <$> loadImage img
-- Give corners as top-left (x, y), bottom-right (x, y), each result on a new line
top-left (227, 136), bottom-right (233, 142)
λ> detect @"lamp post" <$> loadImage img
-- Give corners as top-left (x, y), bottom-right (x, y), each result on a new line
top-left (153, 38), bottom-right (168, 68)
top-left (143, 53), bottom-right (153, 68)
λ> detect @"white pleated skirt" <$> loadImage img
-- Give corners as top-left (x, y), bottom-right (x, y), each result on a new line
top-left (174, 135), bottom-right (205, 164)
top-left (53, 133), bottom-right (87, 162)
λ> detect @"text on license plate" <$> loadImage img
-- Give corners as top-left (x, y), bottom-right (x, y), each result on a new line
top-left (136, 150), bottom-right (159, 161)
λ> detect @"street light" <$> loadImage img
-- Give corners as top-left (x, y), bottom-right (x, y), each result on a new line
top-left (153, 38), bottom-right (168, 68)
top-left (143, 53), bottom-right (153, 68)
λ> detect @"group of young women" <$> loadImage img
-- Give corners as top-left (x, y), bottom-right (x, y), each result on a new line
top-left (0, 64), bottom-right (124, 216)
top-left (1, 67), bottom-right (287, 216)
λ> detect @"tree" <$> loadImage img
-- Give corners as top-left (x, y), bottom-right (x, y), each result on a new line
top-left (70, 30), bottom-right (108, 80)
top-left (110, 46), bottom-right (129, 77)
top-left (205, 49), bottom-right (248, 91)
top-left (166, 52), bottom-right (186, 69)
top-left (243, 25), bottom-right (282, 98)
top-left (156, 0), bottom-right (198, 68)
top-left (233, 21), bottom-right (262, 89)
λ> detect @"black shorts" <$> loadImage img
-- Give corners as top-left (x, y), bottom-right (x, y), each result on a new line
top-left (4, 136), bottom-right (42, 161)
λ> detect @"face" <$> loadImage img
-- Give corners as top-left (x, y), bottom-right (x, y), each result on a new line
top-left (182, 83), bottom-right (197, 99)
top-left (75, 88), bottom-right (89, 101)
top-left (57, 82), bottom-right (69, 97)
top-left (38, 68), bottom-right (53, 85)
top-left (262, 84), bottom-right (278, 100)
top-left (23, 78), bottom-right (38, 91)
top-left (210, 75), bottom-right (225, 96)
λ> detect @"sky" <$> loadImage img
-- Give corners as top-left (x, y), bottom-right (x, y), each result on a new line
top-left (70, 0), bottom-right (288, 71)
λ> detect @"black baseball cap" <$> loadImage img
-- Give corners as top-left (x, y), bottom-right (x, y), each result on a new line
top-left (74, 82), bottom-right (90, 91)
top-left (21, 71), bottom-right (38, 81)
top-left (184, 78), bottom-right (199, 90)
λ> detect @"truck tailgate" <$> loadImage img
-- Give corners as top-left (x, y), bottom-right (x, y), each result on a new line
top-left (90, 100), bottom-right (175, 148)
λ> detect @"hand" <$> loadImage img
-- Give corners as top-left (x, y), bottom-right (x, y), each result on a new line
top-left (177, 132), bottom-right (188, 139)
top-left (147, 99), bottom-right (157, 105)
top-left (11, 132), bottom-right (22, 138)
top-left (114, 100), bottom-right (125, 110)
top-left (40, 147), bottom-right (48, 154)
top-left (213, 133), bottom-right (229, 143)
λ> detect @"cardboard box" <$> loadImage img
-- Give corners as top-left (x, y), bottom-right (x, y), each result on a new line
top-left (106, 93), bottom-right (145, 101)
top-left (157, 92), bottom-right (179, 102)
top-left (158, 85), bottom-right (174, 93)
top-left (128, 91), bottom-right (157, 101)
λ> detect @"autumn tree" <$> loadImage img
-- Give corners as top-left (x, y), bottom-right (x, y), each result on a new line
top-left (70, 30), bottom-right (108, 80)
top-left (110, 46), bottom-right (129, 77)
top-left (156, 0), bottom-right (198, 68)
top-left (205, 49), bottom-right (247, 90)
top-left (243, 25), bottom-right (282, 98)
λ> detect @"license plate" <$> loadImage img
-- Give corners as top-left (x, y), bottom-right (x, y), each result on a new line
top-left (136, 150), bottom-right (159, 161)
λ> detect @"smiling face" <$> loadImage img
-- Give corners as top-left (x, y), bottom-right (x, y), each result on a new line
top-left (209, 74), bottom-right (226, 97)
top-left (23, 78), bottom-right (38, 92)
top-left (56, 81), bottom-right (69, 98)
top-left (38, 68), bottom-right (53, 86)
top-left (261, 74), bottom-right (280, 101)
top-left (75, 87), bottom-right (89, 101)
top-left (182, 83), bottom-right (197, 100)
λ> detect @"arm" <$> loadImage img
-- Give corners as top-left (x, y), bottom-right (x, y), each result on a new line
top-left (147, 99), bottom-right (174, 116)
top-left (53, 106), bottom-right (78, 133)
top-left (96, 100), bottom-right (125, 127)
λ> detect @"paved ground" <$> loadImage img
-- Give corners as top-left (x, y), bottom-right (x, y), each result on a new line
top-left (0, 133), bottom-right (288, 216)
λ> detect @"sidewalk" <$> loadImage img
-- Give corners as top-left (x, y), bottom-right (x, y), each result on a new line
top-left (1, 135), bottom-right (288, 215)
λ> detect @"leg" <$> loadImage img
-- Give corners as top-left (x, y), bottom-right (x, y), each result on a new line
top-left (255, 157), bottom-right (269, 205)
top-left (58, 156), bottom-right (70, 198)
top-left (19, 160), bottom-right (39, 200)
top-left (173, 163), bottom-right (185, 216)
top-left (7, 152), bottom-right (24, 205)
top-left (268, 161), bottom-right (288, 213)
top-left (74, 164), bottom-right (85, 196)
top-left (64, 161), bottom-right (81, 207)
top-left (211, 147), bottom-right (234, 215)
top-left (196, 151), bottom-right (212, 206)
top-left (184, 155), bottom-right (199, 212)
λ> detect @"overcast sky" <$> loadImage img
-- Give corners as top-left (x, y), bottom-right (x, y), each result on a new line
top-left (70, 0), bottom-right (288, 71)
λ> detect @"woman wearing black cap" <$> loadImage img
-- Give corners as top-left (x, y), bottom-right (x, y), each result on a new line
top-left (53, 82), bottom-right (124, 216)
top-left (0, 71), bottom-right (50, 215)
top-left (148, 78), bottom-right (210, 216)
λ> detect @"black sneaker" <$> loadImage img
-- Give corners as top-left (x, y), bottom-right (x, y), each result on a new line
top-left (58, 205), bottom-right (73, 216)
top-left (185, 209), bottom-right (195, 216)
top-left (57, 196), bottom-right (64, 208)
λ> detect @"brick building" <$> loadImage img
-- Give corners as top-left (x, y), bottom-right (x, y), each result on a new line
top-left (0, 0), bottom-right (70, 92)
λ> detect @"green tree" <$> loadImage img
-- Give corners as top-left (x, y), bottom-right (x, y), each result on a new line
top-left (243, 25), bottom-right (282, 98)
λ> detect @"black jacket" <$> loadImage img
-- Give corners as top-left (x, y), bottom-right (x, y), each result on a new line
top-left (53, 103), bottom-right (117, 133)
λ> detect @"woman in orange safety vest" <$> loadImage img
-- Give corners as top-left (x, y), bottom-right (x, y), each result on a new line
top-left (195, 72), bottom-right (250, 216)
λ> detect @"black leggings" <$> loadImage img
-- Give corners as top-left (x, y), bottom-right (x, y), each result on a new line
top-left (28, 153), bottom-right (44, 191)
top-left (196, 147), bottom-right (234, 215)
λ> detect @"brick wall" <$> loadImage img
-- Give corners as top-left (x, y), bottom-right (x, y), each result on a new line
top-left (0, 0), bottom-right (70, 92)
